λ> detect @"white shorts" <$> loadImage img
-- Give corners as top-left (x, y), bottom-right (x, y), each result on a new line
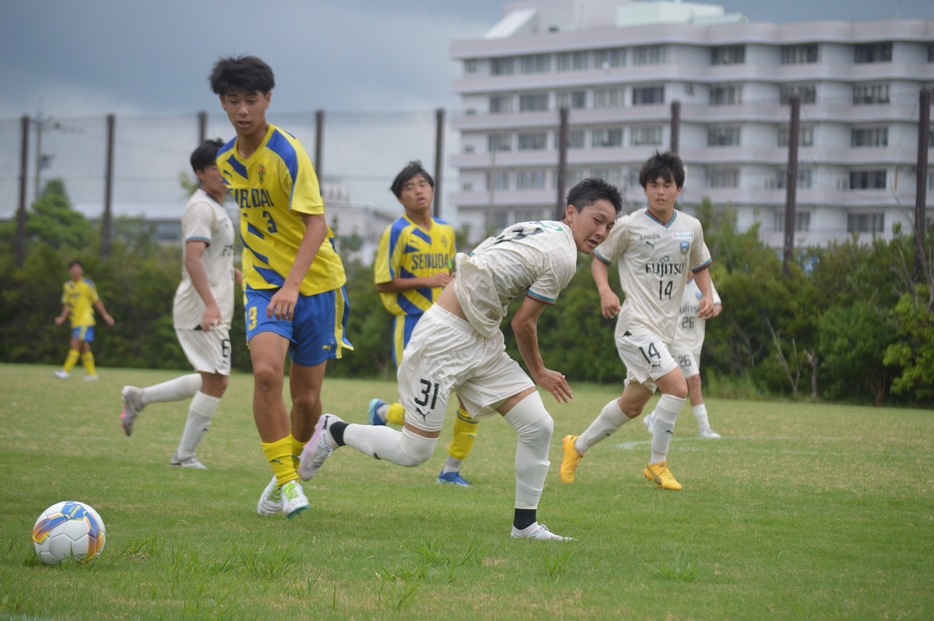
top-left (175, 326), bottom-right (231, 376)
top-left (615, 330), bottom-right (679, 393)
top-left (397, 306), bottom-right (534, 433)
top-left (670, 347), bottom-right (701, 378)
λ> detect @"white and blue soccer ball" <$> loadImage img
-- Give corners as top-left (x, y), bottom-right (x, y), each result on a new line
top-left (32, 501), bottom-right (106, 565)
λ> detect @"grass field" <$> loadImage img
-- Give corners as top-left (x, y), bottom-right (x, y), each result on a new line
top-left (0, 363), bottom-right (931, 620)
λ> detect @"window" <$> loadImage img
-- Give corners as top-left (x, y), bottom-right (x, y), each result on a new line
top-left (515, 209), bottom-right (541, 222)
top-left (631, 126), bottom-right (663, 146)
top-left (851, 127), bottom-right (888, 147)
top-left (463, 145), bottom-right (474, 154)
top-left (774, 210), bottom-right (812, 232)
top-left (516, 170), bottom-right (547, 190)
top-left (781, 44), bottom-right (818, 65)
top-left (556, 91), bottom-right (587, 109)
top-left (591, 167), bottom-right (625, 187)
top-left (519, 93), bottom-right (548, 112)
top-left (464, 60), bottom-right (478, 74)
top-left (853, 83), bottom-right (890, 105)
top-left (929, 44), bottom-right (934, 63)
top-left (488, 171), bottom-right (510, 191)
top-left (595, 48), bottom-right (626, 68)
top-left (778, 125), bottom-right (814, 147)
top-left (632, 45), bottom-right (665, 66)
top-left (461, 182), bottom-right (473, 192)
top-left (490, 95), bottom-right (513, 114)
top-left (780, 84), bottom-right (817, 105)
top-left (706, 168), bottom-right (739, 188)
top-left (565, 169), bottom-right (587, 188)
top-left (710, 85), bottom-right (742, 106)
top-left (774, 168), bottom-right (814, 189)
top-left (492, 58), bottom-right (514, 75)
top-left (566, 130), bottom-right (585, 149)
top-left (854, 43), bottom-right (892, 64)
top-left (594, 88), bottom-right (624, 109)
top-left (518, 132), bottom-right (547, 151)
top-left (632, 86), bottom-right (664, 106)
top-left (849, 170), bottom-right (886, 189)
top-left (519, 54), bottom-right (551, 74)
top-left (711, 45), bottom-right (745, 65)
top-left (488, 134), bottom-right (511, 152)
top-left (847, 213), bottom-right (885, 233)
top-left (708, 126), bottom-right (741, 147)
top-left (592, 128), bottom-right (623, 148)
top-left (555, 52), bottom-right (573, 72)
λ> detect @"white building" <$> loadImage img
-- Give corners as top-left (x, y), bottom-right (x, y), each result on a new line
top-left (449, 0), bottom-right (934, 247)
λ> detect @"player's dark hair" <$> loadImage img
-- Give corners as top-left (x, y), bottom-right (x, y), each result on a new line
top-left (209, 55), bottom-right (275, 96)
top-left (68, 260), bottom-right (83, 269)
top-left (190, 138), bottom-right (225, 173)
top-left (639, 150), bottom-right (685, 189)
top-left (566, 177), bottom-right (623, 215)
top-left (390, 160), bottom-right (435, 199)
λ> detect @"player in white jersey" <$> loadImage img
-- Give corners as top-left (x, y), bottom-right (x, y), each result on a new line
top-left (644, 273), bottom-right (723, 438)
top-left (120, 139), bottom-right (242, 469)
top-left (299, 178), bottom-right (622, 540)
top-left (561, 150), bottom-right (714, 492)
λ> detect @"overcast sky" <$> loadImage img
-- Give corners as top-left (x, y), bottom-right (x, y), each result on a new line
top-left (1, 0), bottom-right (932, 215)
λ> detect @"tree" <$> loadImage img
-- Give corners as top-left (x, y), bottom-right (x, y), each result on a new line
top-left (26, 179), bottom-right (93, 250)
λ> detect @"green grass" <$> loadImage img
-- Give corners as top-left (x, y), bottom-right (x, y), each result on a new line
top-left (0, 363), bottom-right (932, 620)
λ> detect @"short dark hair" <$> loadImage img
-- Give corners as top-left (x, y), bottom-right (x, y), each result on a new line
top-left (390, 160), bottom-right (435, 199)
top-left (209, 55), bottom-right (275, 96)
top-left (190, 139), bottom-right (225, 173)
top-left (639, 150), bottom-right (685, 189)
top-left (68, 260), bottom-right (83, 269)
top-left (566, 177), bottom-right (623, 215)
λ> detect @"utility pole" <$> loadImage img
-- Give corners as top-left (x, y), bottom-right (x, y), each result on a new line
top-left (198, 110), bottom-right (208, 145)
top-left (670, 100), bottom-right (681, 154)
top-left (783, 95), bottom-right (800, 276)
top-left (314, 110), bottom-right (325, 178)
top-left (102, 114), bottom-right (116, 260)
top-left (434, 108), bottom-right (445, 218)
top-left (555, 106), bottom-right (569, 220)
top-left (16, 116), bottom-right (29, 267)
top-left (914, 88), bottom-right (930, 281)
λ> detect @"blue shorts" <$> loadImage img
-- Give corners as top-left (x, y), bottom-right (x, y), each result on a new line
top-left (71, 326), bottom-right (94, 343)
top-left (244, 287), bottom-right (352, 367)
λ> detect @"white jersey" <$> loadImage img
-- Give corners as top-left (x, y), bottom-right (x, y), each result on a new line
top-left (173, 189), bottom-right (236, 329)
top-left (673, 279), bottom-right (721, 353)
top-left (595, 209), bottom-right (712, 343)
top-left (454, 220), bottom-right (578, 338)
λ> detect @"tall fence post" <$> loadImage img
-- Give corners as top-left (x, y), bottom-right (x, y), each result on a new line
top-left (434, 108), bottom-right (445, 218)
top-left (102, 113), bottom-right (115, 260)
top-left (16, 115), bottom-right (29, 267)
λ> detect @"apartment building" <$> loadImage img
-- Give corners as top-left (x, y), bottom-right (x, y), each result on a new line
top-left (449, 0), bottom-right (934, 247)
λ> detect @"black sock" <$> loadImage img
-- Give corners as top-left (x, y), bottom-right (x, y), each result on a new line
top-left (513, 508), bottom-right (537, 531)
top-left (329, 421), bottom-right (347, 446)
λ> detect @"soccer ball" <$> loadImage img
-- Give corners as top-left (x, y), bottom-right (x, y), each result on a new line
top-left (32, 501), bottom-right (106, 565)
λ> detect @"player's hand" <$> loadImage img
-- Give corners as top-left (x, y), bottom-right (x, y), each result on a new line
top-left (201, 304), bottom-right (222, 331)
top-left (697, 297), bottom-right (714, 320)
top-left (538, 369), bottom-right (573, 404)
top-left (103, 313), bottom-right (115, 326)
top-left (54, 316), bottom-right (66, 326)
top-left (428, 273), bottom-right (454, 289)
top-left (268, 286), bottom-right (300, 321)
top-left (599, 291), bottom-right (621, 319)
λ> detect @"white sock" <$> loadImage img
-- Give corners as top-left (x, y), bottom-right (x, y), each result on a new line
top-left (576, 399), bottom-right (629, 454)
top-left (693, 404), bottom-right (711, 430)
top-left (650, 394), bottom-right (685, 463)
top-left (442, 457), bottom-right (463, 475)
top-left (141, 374), bottom-right (201, 407)
top-left (175, 391), bottom-right (220, 460)
top-left (503, 392), bottom-right (553, 510)
top-left (343, 425), bottom-right (437, 467)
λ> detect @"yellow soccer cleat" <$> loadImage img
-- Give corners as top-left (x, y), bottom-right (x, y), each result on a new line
top-left (560, 435), bottom-right (584, 484)
top-left (644, 462), bottom-right (683, 491)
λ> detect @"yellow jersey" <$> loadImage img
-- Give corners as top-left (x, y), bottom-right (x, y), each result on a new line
top-left (217, 124), bottom-right (345, 296)
top-left (61, 278), bottom-right (99, 328)
top-left (374, 216), bottom-right (456, 316)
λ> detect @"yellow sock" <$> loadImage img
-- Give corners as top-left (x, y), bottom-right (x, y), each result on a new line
top-left (289, 433), bottom-right (307, 470)
top-left (81, 351), bottom-right (97, 377)
top-left (262, 437), bottom-right (298, 486)
top-left (387, 402), bottom-right (406, 426)
top-left (63, 349), bottom-right (80, 372)
top-left (448, 409), bottom-right (479, 461)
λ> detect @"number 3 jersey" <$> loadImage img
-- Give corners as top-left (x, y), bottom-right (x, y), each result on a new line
top-left (594, 209), bottom-right (712, 343)
top-left (216, 124), bottom-right (345, 296)
top-left (453, 220), bottom-right (578, 338)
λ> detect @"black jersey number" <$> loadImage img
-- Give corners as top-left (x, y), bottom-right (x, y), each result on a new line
top-left (414, 379), bottom-right (440, 409)
top-left (262, 210), bottom-right (278, 234)
top-left (658, 280), bottom-right (674, 300)
top-left (494, 223), bottom-right (545, 245)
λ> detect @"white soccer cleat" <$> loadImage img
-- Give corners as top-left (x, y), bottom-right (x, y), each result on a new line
top-left (298, 413), bottom-right (342, 481)
top-left (120, 386), bottom-right (144, 436)
top-left (83, 375), bottom-right (99, 382)
top-left (643, 412), bottom-right (655, 434)
top-left (280, 480), bottom-right (310, 519)
top-left (171, 453), bottom-right (207, 470)
top-left (700, 427), bottom-right (721, 439)
top-left (54, 371), bottom-right (69, 380)
top-left (257, 475), bottom-right (283, 517)
top-left (511, 522), bottom-right (574, 541)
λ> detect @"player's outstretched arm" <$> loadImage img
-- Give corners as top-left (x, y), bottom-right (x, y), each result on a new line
top-left (511, 296), bottom-right (573, 403)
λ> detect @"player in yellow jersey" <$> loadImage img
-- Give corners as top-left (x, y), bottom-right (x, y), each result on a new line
top-left (54, 260), bottom-right (114, 381)
top-left (368, 161), bottom-right (478, 487)
top-left (210, 55), bottom-right (351, 519)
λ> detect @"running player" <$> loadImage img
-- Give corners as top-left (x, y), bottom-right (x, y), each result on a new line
top-left (210, 55), bottom-right (351, 519)
top-left (120, 139), bottom-right (241, 470)
top-left (300, 177), bottom-right (622, 540)
top-left (560, 150), bottom-right (714, 492)
top-left (368, 160), bottom-right (479, 487)
top-left (54, 260), bottom-right (115, 381)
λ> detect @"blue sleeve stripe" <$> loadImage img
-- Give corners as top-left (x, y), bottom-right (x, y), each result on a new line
top-left (186, 236), bottom-right (211, 244)
top-left (266, 130), bottom-right (299, 186)
top-left (692, 259), bottom-right (713, 273)
top-left (527, 291), bottom-right (556, 305)
top-left (594, 249), bottom-right (611, 265)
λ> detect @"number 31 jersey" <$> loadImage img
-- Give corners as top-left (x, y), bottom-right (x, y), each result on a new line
top-left (594, 209), bottom-right (711, 343)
